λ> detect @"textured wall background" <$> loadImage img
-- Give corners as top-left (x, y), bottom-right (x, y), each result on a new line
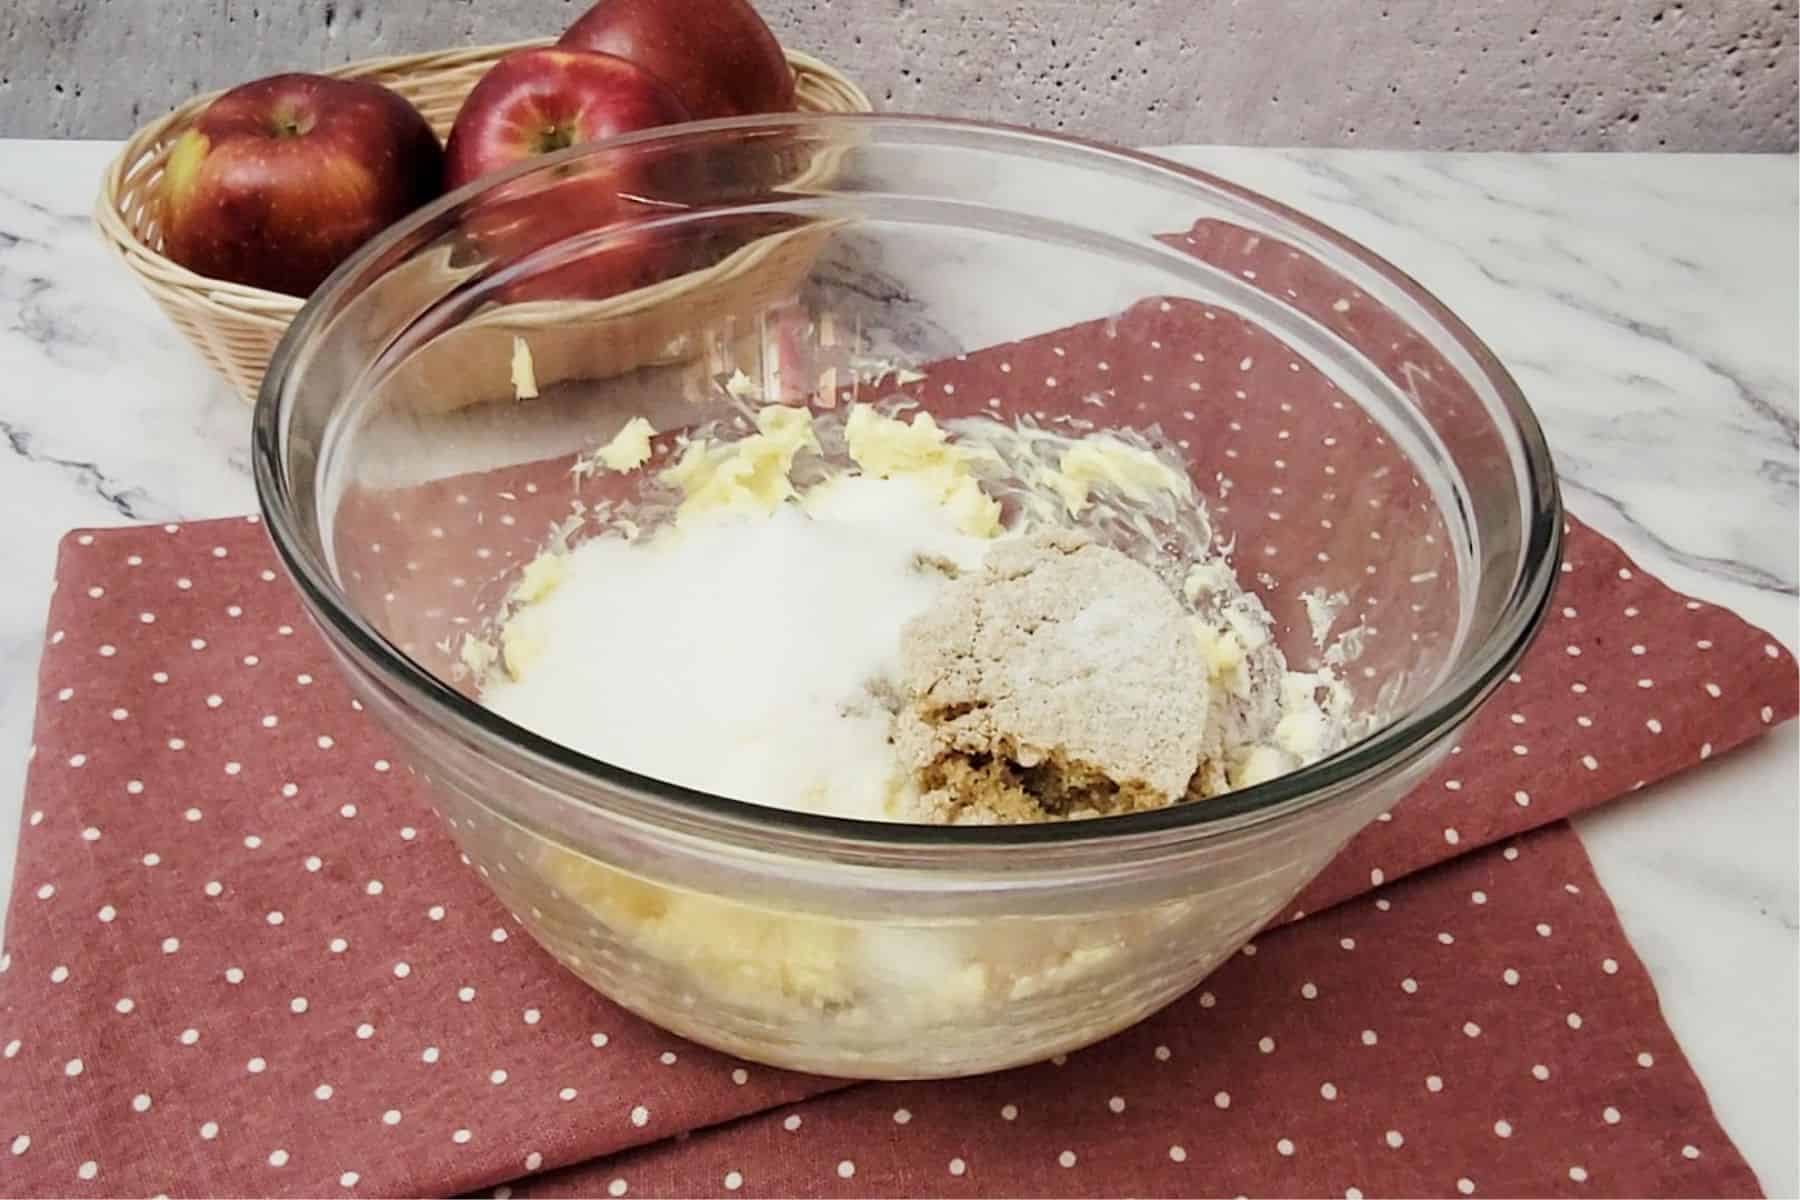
top-left (1, 0), bottom-right (1795, 149)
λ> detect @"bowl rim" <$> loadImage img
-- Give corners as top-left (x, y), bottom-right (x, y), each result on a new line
top-left (254, 111), bottom-right (1563, 857)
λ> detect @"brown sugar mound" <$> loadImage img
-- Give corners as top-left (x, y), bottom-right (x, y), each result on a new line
top-left (891, 532), bottom-right (1214, 823)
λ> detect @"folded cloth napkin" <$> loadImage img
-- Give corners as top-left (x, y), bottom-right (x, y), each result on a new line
top-left (3, 229), bottom-right (1795, 1195)
top-left (0, 507), bottom-right (1788, 1198)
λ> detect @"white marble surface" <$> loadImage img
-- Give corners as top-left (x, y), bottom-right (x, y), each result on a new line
top-left (1, 139), bottom-right (1794, 1192)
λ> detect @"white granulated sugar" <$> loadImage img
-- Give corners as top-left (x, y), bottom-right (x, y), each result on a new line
top-left (483, 477), bottom-right (988, 820)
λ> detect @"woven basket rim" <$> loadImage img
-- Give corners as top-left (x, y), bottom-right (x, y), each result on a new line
top-left (96, 41), bottom-right (873, 314)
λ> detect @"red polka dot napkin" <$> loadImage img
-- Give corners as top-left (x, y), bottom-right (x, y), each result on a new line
top-left (0, 503), bottom-right (1790, 1199)
top-left (4, 228), bottom-right (1796, 1195)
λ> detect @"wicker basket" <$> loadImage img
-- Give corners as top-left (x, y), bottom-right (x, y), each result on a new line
top-left (96, 39), bottom-right (872, 405)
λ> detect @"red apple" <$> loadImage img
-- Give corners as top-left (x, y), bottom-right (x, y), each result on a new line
top-left (446, 47), bottom-right (696, 302)
top-left (559, 0), bottom-right (795, 121)
top-left (443, 47), bottom-right (690, 191)
top-left (158, 74), bottom-right (443, 297)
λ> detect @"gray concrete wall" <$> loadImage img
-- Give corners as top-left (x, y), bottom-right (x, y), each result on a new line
top-left (2, 1), bottom-right (1795, 150)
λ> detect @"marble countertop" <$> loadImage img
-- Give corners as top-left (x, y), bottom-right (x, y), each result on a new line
top-left (1, 139), bottom-right (1794, 1193)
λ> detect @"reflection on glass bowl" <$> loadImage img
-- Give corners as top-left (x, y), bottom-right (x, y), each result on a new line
top-left (255, 115), bottom-right (1560, 1079)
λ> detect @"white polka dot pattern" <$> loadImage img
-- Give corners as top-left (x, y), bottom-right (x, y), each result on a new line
top-left (0, 276), bottom-right (1792, 1195)
top-left (559, 825), bottom-right (1759, 1198)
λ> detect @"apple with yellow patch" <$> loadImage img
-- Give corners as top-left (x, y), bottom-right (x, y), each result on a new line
top-left (158, 74), bottom-right (443, 297)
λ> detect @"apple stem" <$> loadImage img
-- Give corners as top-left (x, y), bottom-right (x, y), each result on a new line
top-left (537, 125), bottom-right (577, 154)
top-left (270, 108), bottom-right (316, 138)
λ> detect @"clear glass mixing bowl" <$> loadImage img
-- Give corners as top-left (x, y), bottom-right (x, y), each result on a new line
top-left (254, 115), bottom-right (1560, 1079)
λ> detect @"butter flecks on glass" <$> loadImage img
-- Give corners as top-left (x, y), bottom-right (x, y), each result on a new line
top-left (1049, 435), bottom-right (1188, 516)
top-left (843, 405), bottom-right (1002, 538)
top-left (661, 404), bottom-right (821, 525)
top-left (509, 336), bottom-right (539, 401)
top-left (571, 417), bottom-right (658, 482)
